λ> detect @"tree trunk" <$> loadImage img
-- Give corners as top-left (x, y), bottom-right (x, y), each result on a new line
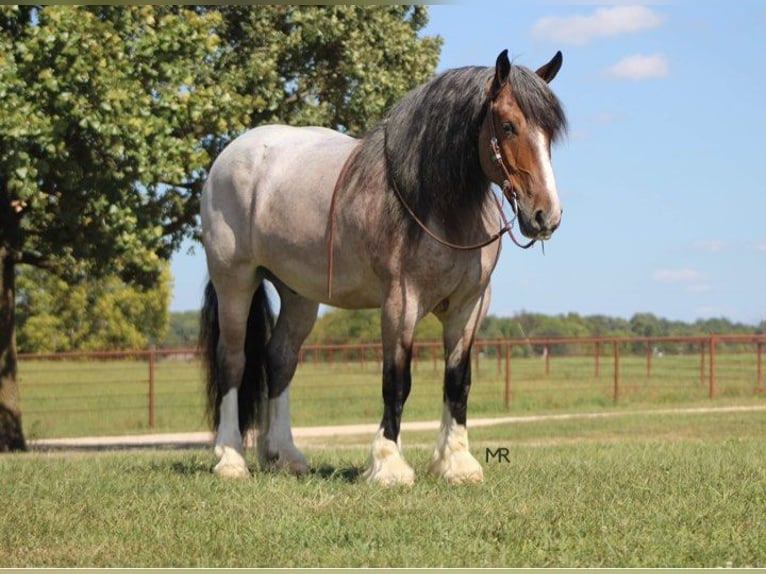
top-left (0, 249), bottom-right (26, 452)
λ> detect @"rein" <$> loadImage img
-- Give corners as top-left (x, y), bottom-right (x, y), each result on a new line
top-left (325, 96), bottom-right (537, 300)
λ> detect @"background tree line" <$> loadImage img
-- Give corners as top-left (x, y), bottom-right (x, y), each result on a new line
top-left (15, 270), bottom-right (762, 354)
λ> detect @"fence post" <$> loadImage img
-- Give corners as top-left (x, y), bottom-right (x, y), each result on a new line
top-left (544, 344), bottom-right (550, 376)
top-left (708, 336), bottom-right (716, 399)
top-left (504, 341), bottom-right (511, 409)
top-left (613, 340), bottom-right (620, 404)
top-left (700, 341), bottom-right (706, 388)
top-left (148, 348), bottom-right (155, 429)
top-left (594, 340), bottom-right (600, 378)
top-left (646, 340), bottom-right (652, 380)
top-left (757, 341), bottom-right (763, 392)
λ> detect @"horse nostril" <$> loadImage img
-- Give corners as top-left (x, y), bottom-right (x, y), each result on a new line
top-left (534, 209), bottom-right (546, 230)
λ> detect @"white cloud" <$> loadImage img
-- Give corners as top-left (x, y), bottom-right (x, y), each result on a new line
top-left (590, 111), bottom-right (621, 124)
top-left (755, 241), bottom-right (766, 252)
top-left (531, 5), bottom-right (663, 45)
top-left (692, 239), bottom-right (724, 253)
top-left (653, 268), bottom-right (705, 283)
top-left (607, 53), bottom-right (669, 80)
top-left (654, 268), bottom-right (710, 294)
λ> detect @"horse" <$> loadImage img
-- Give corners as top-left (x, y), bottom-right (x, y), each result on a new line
top-left (199, 49), bottom-right (567, 485)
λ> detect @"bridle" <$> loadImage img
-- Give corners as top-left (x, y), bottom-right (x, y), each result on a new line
top-left (383, 95), bottom-right (537, 252)
top-left (326, 89), bottom-right (538, 299)
top-left (487, 100), bottom-right (536, 251)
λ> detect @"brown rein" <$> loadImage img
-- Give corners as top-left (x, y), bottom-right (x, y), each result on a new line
top-left (326, 99), bottom-right (536, 299)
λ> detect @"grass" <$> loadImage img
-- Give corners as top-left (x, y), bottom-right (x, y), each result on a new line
top-left (18, 350), bottom-right (766, 439)
top-left (2, 407), bottom-right (765, 567)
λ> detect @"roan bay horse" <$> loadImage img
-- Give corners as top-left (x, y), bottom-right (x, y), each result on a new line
top-left (200, 50), bottom-right (567, 485)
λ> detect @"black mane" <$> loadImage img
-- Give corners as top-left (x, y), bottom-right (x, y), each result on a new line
top-left (351, 62), bottom-right (567, 242)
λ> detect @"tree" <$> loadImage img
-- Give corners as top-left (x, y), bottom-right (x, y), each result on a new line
top-left (0, 5), bottom-right (441, 450)
top-left (162, 310), bottom-right (200, 349)
top-left (15, 265), bottom-right (170, 353)
top-left (307, 308), bottom-right (442, 346)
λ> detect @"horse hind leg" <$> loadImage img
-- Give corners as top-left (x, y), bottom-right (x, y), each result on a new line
top-left (201, 264), bottom-right (262, 479)
top-left (257, 281), bottom-right (318, 475)
top-left (428, 288), bottom-right (491, 484)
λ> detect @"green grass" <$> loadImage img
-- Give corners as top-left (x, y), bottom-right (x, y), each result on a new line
top-left (2, 408), bottom-right (765, 567)
top-left (17, 351), bottom-right (766, 439)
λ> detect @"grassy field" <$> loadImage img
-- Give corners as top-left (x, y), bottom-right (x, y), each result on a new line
top-left (17, 350), bottom-right (765, 439)
top-left (2, 407), bottom-right (765, 567)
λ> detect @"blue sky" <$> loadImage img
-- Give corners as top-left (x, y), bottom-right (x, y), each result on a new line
top-left (170, 1), bottom-right (765, 325)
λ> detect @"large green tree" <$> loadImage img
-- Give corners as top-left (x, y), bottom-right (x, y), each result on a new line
top-left (0, 5), bottom-right (441, 450)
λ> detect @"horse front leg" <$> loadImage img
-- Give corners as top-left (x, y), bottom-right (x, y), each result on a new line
top-left (429, 288), bottom-right (491, 484)
top-left (363, 293), bottom-right (418, 486)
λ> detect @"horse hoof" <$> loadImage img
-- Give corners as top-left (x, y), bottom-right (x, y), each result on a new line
top-left (260, 442), bottom-right (309, 477)
top-left (445, 467), bottom-right (484, 485)
top-left (264, 453), bottom-right (309, 477)
top-left (286, 458), bottom-right (309, 476)
top-left (363, 429), bottom-right (415, 486)
top-left (429, 450), bottom-right (484, 484)
top-left (363, 461), bottom-right (415, 486)
top-left (213, 445), bottom-right (250, 479)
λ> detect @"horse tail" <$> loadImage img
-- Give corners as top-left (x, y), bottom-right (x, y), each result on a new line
top-left (200, 279), bottom-right (274, 434)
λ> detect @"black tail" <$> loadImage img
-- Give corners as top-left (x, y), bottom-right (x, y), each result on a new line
top-left (200, 280), bottom-right (274, 434)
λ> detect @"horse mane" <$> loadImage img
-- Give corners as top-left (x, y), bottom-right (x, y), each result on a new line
top-left (349, 63), bottom-right (567, 242)
top-left (509, 65), bottom-right (568, 144)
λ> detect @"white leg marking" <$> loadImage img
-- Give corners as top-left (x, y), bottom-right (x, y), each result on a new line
top-left (257, 391), bottom-right (308, 475)
top-left (213, 388), bottom-right (249, 479)
top-left (428, 404), bottom-right (483, 484)
top-left (362, 428), bottom-right (415, 486)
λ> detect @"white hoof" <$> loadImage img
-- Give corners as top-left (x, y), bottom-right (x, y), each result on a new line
top-left (363, 429), bottom-right (415, 486)
top-left (429, 448), bottom-right (484, 484)
top-left (213, 444), bottom-right (250, 479)
top-left (429, 408), bottom-right (484, 484)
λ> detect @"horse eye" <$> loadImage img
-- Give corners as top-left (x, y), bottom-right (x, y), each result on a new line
top-left (502, 121), bottom-right (517, 136)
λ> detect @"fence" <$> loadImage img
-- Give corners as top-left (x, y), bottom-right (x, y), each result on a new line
top-left (18, 334), bottom-right (766, 439)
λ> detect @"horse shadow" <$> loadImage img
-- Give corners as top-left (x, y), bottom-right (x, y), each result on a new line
top-left (308, 463), bottom-right (364, 484)
top-left (159, 456), bottom-right (364, 483)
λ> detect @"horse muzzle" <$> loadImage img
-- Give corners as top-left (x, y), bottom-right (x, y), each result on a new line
top-left (504, 184), bottom-right (561, 240)
top-left (517, 205), bottom-right (562, 240)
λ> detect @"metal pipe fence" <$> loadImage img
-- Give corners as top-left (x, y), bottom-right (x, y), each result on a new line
top-left (17, 334), bottom-right (766, 439)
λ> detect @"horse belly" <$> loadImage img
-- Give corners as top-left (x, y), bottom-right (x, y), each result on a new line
top-left (250, 129), bottom-right (383, 307)
top-left (261, 239), bottom-right (383, 308)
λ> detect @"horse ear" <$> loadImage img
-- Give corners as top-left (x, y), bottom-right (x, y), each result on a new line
top-left (536, 51), bottom-right (563, 83)
top-left (491, 49), bottom-right (511, 97)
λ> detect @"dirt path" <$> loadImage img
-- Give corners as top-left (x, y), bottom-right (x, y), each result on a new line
top-left (29, 404), bottom-right (766, 452)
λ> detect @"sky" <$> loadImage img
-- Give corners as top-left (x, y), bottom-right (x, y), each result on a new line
top-left (170, 1), bottom-right (766, 326)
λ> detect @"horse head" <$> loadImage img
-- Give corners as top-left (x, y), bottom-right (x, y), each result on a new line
top-left (481, 50), bottom-right (567, 241)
